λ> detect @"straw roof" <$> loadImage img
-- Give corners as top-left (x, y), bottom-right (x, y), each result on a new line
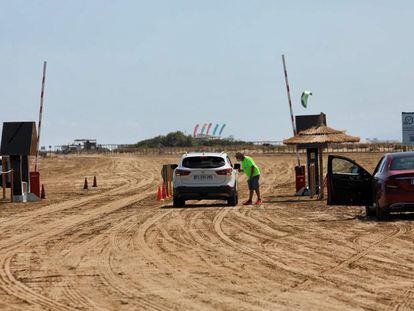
top-left (283, 125), bottom-right (360, 145)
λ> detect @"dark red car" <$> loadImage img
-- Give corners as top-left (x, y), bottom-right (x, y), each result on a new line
top-left (327, 152), bottom-right (414, 220)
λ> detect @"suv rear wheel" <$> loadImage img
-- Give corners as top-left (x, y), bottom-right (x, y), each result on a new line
top-left (173, 196), bottom-right (185, 208)
top-left (227, 191), bottom-right (238, 207)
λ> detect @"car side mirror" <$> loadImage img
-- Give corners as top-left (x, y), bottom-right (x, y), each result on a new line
top-left (233, 163), bottom-right (241, 170)
top-left (170, 164), bottom-right (178, 170)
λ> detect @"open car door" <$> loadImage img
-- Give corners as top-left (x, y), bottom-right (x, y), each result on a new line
top-left (327, 155), bottom-right (373, 206)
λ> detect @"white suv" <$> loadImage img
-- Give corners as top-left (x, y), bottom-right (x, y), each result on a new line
top-left (173, 152), bottom-right (238, 207)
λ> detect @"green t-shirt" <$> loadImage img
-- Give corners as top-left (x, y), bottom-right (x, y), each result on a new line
top-left (241, 156), bottom-right (260, 178)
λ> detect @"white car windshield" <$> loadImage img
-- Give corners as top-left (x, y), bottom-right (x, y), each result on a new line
top-left (182, 156), bottom-right (225, 169)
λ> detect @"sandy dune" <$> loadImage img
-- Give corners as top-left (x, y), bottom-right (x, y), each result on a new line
top-left (1, 152), bottom-right (413, 311)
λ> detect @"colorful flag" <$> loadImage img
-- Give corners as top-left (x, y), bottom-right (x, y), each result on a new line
top-left (301, 91), bottom-right (312, 108)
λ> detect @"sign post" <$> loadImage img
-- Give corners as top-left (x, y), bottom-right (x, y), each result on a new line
top-left (402, 112), bottom-right (414, 145)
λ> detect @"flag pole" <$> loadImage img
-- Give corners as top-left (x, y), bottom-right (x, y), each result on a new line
top-left (282, 55), bottom-right (301, 166)
top-left (35, 61), bottom-right (47, 172)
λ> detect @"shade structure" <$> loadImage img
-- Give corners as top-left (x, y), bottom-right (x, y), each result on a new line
top-left (283, 125), bottom-right (360, 145)
top-left (283, 125), bottom-right (359, 200)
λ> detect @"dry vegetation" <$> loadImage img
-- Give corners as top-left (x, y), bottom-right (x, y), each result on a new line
top-left (1, 152), bottom-right (413, 311)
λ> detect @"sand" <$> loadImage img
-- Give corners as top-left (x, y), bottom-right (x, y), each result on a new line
top-left (1, 152), bottom-right (413, 311)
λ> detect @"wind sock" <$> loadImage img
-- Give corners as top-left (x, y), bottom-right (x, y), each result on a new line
top-left (200, 123), bottom-right (207, 135)
top-left (212, 124), bottom-right (219, 136)
top-left (206, 123), bottom-right (213, 135)
top-left (301, 91), bottom-right (312, 108)
top-left (219, 124), bottom-right (226, 136)
top-left (193, 124), bottom-right (200, 137)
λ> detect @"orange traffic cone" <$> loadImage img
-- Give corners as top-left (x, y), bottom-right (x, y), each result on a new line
top-left (162, 183), bottom-right (167, 200)
top-left (83, 177), bottom-right (88, 190)
top-left (40, 184), bottom-right (46, 199)
top-left (157, 186), bottom-right (163, 201)
top-left (93, 175), bottom-right (97, 187)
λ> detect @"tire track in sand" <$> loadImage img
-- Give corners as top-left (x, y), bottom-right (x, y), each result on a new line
top-left (0, 161), bottom-right (158, 310)
top-left (293, 222), bottom-right (412, 290)
top-left (212, 207), bottom-right (323, 283)
top-left (128, 207), bottom-right (278, 311)
top-left (97, 213), bottom-right (172, 311)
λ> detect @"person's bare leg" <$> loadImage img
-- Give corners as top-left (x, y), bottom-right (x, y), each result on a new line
top-left (249, 190), bottom-right (254, 201)
top-left (255, 188), bottom-right (261, 200)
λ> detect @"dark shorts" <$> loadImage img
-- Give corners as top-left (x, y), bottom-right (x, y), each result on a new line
top-left (247, 175), bottom-right (260, 190)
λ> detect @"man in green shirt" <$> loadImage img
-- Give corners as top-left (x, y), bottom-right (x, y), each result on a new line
top-left (236, 152), bottom-right (262, 205)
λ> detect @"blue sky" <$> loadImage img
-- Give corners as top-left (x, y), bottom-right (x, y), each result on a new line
top-left (1, 1), bottom-right (413, 146)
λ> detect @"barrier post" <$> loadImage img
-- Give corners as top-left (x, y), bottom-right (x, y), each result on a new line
top-left (309, 164), bottom-right (316, 198)
top-left (282, 54), bottom-right (301, 167)
top-left (2, 158), bottom-right (5, 200)
top-left (318, 145), bottom-right (324, 200)
top-left (10, 170), bottom-right (14, 203)
top-left (35, 61), bottom-right (47, 172)
top-left (2, 175), bottom-right (5, 200)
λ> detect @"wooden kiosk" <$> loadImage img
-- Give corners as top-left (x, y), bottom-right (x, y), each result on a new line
top-left (0, 122), bottom-right (38, 202)
top-left (284, 114), bottom-right (359, 199)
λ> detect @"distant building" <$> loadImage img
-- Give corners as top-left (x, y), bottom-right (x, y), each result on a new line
top-left (60, 139), bottom-right (97, 153)
top-left (74, 139), bottom-right (97, 150)
top-left (402, 112), bottom-right (414, 145)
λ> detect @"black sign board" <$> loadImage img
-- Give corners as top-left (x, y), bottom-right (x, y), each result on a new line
top-left (296, 113), bottom-right (326, 133)
top-left (1, 122), bottom-right (37, 156)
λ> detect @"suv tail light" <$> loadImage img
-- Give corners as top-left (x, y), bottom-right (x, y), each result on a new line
top-left (175, 169), bottom-right (190, 176)
top-left (216, 168), bottom-right (232, 176)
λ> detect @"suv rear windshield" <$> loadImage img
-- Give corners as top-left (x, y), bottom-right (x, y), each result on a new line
top-left (390, 156), bottom-right (414, 170)
top-left (182, 156), bottom-right (226, 169)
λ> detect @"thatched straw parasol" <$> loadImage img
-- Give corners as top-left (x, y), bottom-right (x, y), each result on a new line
top-left (283, 125), bottom-right (360, 199)
top-left (283, 125), bottom-right (360, 145)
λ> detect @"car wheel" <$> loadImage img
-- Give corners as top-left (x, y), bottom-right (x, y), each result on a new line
top-left (365, 205), bottom-right (376, 217)
top-left (375, 201), bottom-right (389, 221)
top-left (227, 192), bottom-right (238, 207)
top-left (173, 196), bottom-right (185, 208)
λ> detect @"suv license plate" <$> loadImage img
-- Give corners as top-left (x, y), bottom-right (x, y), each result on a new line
top-left (194, 175), bottom-right (213, 180)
